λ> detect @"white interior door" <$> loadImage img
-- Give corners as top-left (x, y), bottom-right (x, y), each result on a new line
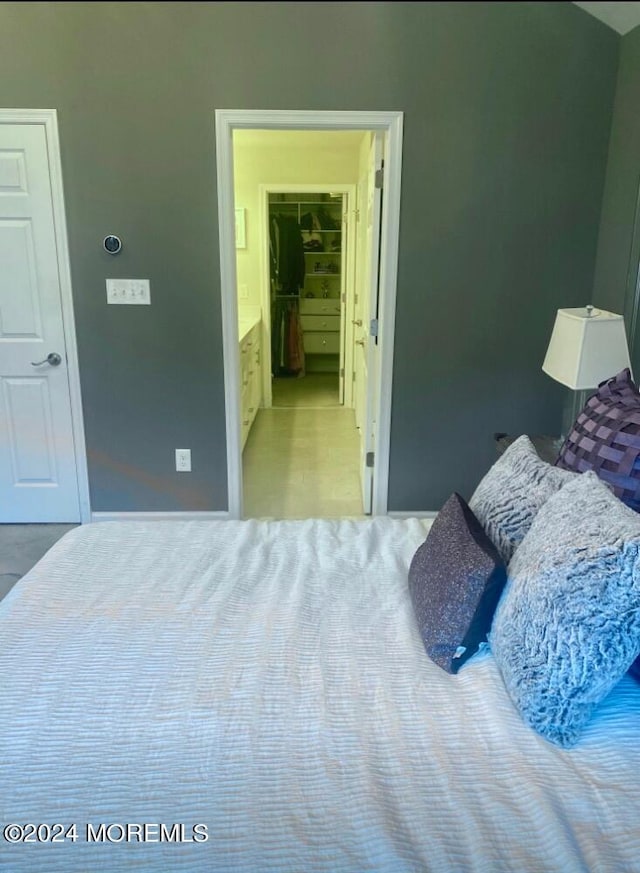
top-left (338, 193), bottom-right (347, 406)
top-left (354, 132), bottom-right (383, 514)
top-left (0, 122), bottom-right (80, 522)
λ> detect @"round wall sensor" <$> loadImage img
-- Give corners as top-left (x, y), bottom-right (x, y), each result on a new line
top-left (103, 235), bottom-right (122, 255)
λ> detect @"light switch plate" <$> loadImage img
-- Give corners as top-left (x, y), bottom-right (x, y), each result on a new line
top-left (175, 448), bottom-right (191, 472)
top-left (106, 279), bottom-right (151, 304)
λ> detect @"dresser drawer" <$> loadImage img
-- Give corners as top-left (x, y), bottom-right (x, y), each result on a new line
top-left (304, 331), bottom-right (340, 355)
top-left (300, 314), bottom-right (340, 333)
top-left (299, 298), bottom-right (341, 316)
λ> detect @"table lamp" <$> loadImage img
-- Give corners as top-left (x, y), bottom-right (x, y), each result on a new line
top-left (542, 305), bottom-right (632, 438)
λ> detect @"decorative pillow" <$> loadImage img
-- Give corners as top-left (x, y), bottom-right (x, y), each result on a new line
top-left (491, 471), bottom-right (640, 748)
top-left (469, 435), bottom-right (577, 565)
top-left (556, 368), bottom-right (640, 513)
top-left (408, 492), bottom-right (507, 674)
top-left (630, 656), bottom-right (640, 683)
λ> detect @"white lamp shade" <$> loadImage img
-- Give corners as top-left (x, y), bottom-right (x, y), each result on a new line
top-left (542, 307), bottom-right (631, 390)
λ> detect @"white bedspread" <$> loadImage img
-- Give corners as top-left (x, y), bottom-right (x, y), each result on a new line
top-left (0, 518), bottom-right (639, 872)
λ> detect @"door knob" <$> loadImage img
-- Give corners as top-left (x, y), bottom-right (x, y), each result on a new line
top-left (31, 352), bottom-right (62, 367)
top-left (352, 319), bottom-right (363, 326)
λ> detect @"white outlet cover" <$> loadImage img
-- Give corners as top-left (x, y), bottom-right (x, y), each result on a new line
top-left (175, 448), bottom-right (191, 472)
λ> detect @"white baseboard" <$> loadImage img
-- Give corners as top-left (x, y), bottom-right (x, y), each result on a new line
top-left (90, 510), bottom-right (434, 523)
top-left (387, 510), bottom-right (438, 519)
top-left (91, 511), bottom-right (230, 522)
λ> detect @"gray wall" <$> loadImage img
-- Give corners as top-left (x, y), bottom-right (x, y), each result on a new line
top-left (0, 2), bottom-right (618, 512)
top-left (592, 25), bottom-right (640, 375)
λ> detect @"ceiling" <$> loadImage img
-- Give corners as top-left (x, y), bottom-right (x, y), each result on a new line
top-left (574, 2), bottom-right (640, 34)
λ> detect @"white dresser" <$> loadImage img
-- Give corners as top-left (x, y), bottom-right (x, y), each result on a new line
top-left (299, 297), bottom-right (341, 356)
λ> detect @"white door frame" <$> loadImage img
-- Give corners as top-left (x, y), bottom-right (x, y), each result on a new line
top-left (215, 109), bottom-right (403, 519)
top-left (258, 183), bottom-right (356, 410)
top-left (0, 109), bottom-right (90, 523)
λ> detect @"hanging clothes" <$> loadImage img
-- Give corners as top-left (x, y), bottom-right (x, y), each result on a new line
top-left (269, 209), bottom-right (306, 376)
top-left (271, 297), bottom-right (305, 377)
top-left (270, 214), bottom-right (305, 296)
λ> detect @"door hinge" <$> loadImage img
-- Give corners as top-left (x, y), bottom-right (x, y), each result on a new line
top-left (375, 167), bottom-right (384, 190)
top-left (370, 318), bottom-right (379, 338)
top-left (366, 451), bottom-right (375, 468)
top-left (340, 367), bottom-right (344, 378)
top-left (352, 369), bottom-right (356, 381)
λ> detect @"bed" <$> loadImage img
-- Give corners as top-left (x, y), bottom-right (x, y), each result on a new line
top-left (1, 513), bottom-right (639, 873)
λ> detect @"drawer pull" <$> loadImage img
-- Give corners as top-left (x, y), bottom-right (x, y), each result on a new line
top-left (243, 419), bottom-right (250, 426)
top-left (356, 339), bottom-right (365, 346)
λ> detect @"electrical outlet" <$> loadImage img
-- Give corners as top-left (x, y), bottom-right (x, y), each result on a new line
top-left (238, 284), bottom-right (248, 300)
top-left (106, 279), bottom-right (151, 304)
top-left (175, 448), bottom-right (191, 472)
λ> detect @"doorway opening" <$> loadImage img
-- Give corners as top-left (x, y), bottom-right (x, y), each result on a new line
top-left (244, 172), bottom-right (358, 519)
top-left (215, 111), bottom-right (403, 520)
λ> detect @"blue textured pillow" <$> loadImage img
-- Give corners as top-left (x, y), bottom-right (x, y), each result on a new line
top-left (408, 492), bottom-right (507, 674)
top-left (469, 435), bottom-right (577, 565)
top-left (491, 471), bottom-right (640, 747)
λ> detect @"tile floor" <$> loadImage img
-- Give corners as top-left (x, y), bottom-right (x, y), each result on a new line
top-left (0, 523), bottom-right (77, 602)
top-left (244, 375), bottom-right (363, 519)
top-left (272, 373), bottom-right (339, 408)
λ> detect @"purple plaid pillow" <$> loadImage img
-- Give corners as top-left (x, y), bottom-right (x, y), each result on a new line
top-left (556, 369), bottom-right (640, 513)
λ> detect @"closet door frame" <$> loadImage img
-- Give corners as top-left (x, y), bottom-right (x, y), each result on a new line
top-left (258, 184), bottom-right (356, 410)
top-left (215, 109), bottom-right (404, 519)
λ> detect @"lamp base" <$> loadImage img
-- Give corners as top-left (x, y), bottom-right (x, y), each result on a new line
top-left (560, 388), bottom-right (588, 442)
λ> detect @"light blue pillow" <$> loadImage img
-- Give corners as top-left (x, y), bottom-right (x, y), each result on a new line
top-left (469, 435), bottom-right (577, 565)
top-left (491, 471), bottom-right (640, 748)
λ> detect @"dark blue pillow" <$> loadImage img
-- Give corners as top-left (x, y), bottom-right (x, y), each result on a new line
top-left (630, 656), bottom-right (640, 683)
top-left (408, 492), bottom-right (507, 674)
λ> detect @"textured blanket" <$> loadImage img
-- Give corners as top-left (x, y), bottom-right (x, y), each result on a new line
top-left (0, 518), bottom-right (638, 871)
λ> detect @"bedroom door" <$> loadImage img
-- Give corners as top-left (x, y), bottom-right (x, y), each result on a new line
top-left (354, 132), bottom-right (383, 514)
top-left (0, 121), bottom-right (82, 522)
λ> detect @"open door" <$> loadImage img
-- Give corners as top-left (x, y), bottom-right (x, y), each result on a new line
top-left (353, 132), bottom-right (383, 514)
top-left (338, 193), bottom-right (348, 406)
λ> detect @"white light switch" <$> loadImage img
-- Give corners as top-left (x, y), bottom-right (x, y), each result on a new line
top-left (238, 284), bottom-right (248, 300)
top-left (106, 279), bottom-right (151, 304)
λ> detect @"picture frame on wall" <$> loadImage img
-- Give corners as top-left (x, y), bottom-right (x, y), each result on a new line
top-left (235, 208), bottom-right (246, 249)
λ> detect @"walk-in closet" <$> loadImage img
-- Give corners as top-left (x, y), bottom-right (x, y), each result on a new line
top-left (269, 192), bottom-right (345, 406)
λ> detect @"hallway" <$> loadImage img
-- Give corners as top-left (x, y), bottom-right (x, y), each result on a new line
top-left (243, 378), bottom-right (362, 519)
